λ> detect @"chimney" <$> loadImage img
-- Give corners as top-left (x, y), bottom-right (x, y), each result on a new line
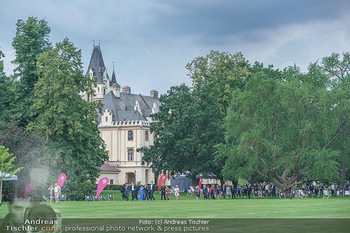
top-left (150, 90), bottom-right (158, 98)
top-left (122, 86), bottom-right (131, 93)
top-left (112, 83), bottom-right (120, 98)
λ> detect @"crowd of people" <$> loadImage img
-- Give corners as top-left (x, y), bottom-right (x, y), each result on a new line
top-left (119, 181), bottom-right (181, 201)
top-left (116, 180), bottom-right (350, 201)
top-left (45, 180), bottom-right (349, 202)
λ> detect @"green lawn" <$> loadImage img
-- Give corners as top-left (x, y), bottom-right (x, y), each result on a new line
top-left (1, 191), bottom-right (349, 218)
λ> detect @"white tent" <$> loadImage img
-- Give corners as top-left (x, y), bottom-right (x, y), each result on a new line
top-left (0, 172), bottom-right (18, 181)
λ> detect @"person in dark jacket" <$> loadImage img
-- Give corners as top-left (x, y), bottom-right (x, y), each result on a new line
top-left (203, 185), bottom-right (208, 200)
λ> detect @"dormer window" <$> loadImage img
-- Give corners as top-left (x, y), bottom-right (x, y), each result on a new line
top-left (105, 117), bottom-right (108, 122)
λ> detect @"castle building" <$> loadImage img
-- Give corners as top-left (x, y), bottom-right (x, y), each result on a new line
top-left (81, 44), bottom-right (160, 185)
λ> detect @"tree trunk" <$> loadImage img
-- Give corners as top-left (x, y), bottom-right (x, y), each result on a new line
top-left (339, 165), bottom-right (348, 190)
top-left (338, 124), bottom-right (348, 190)
top-left (268, 169), bottom-right (303, 197)
top-left (191, 175), bottom-right (197, 187)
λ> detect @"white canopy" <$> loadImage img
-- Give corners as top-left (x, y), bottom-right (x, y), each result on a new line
top-left (0, 172), bottom-right (18, 181)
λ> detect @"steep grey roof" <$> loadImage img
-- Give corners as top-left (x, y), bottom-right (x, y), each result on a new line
top-left (86, 45), bottom-right (109, 83)
top-left (111, 68), bottom-right (117, 85)
top-left (97, 91), bottom-right (160, 123)
top-left (117, 110), bottom-right (146, 121)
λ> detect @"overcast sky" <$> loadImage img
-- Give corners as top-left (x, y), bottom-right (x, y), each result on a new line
top-left (1, 0), bottom-right (350, 95)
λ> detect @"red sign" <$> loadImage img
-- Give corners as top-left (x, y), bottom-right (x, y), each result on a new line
top-left (158, 174), bottom-right (168, 190)
top-left (199, 177), bottom-right (203, 188)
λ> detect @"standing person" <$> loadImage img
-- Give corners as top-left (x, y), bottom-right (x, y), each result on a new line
top-left (254, 182), bottom-right (258, 193)
top-left (269, 183), bottom-right (274, 197)
top-left (265, 183), bottom-right (269, 196)
top-left (331, 183), bottom-right (335, 195)
top-left (261, 182), bottom-right (266, 194)
top-left (237, 185), bottom-right (241, 198)
top-left (203, 185), bottom-right (208, 200)
top-left (210, 184), bottom-right (215, 199)
top-left (247, 183), bottom-right (252, 199)
top-left (319, 183), bottom-right (324, 195)
top-left (174, 185), bottom-right (180, 200)
top-left (165, 186), bottom-right (170, 200)
top-left (145, 184), bottom-right (150, 200)
top-left (149, 181), bottom-right (156, 200)
top-left (54, 183), bottom-right (61, 203)
top-left (222, 184), bottom-right (227, 199)
top-left (243, 182), bottom-right (248, 198)
top-left (124, 183), bottom-right (130, 201)
top-left (131, 182), bottom-right (137, 201)
top-left (160, 184), bottom-right (166, 200)
top-left (138, 185), bottom-right (145, 201)
top-left (120, 184), bottom-right (125, 199)
top-left (48, 185), bottom-right (54, 204)
top-left (216, 184), bottom-right (220, 199)
top-left (309, 183), bottom-right (314, 194)
top-left (315, 183), bottom-right (319, 196)
top-left (196, 185), bottom-right (201, 200)
top-left (231, 185), bottom-right (236, 199)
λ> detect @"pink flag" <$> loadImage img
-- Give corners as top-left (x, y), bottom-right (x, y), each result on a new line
top-left (199, 177), bottom-right (203, 188)
top-left (57, 173), bottom-right (66, 188)
top-left (157, 174), bottom-right (168, 191)
top-left (25, 183), bottom-right (33, 194)
top-left (24, 183), bottom-right (33, 200)
top-left (96, 177), bottom-right (109, 197)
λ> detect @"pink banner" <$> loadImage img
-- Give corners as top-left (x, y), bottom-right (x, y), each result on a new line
top-left (57, 173), bottom-right (66, 188)
top-left (157, 174), bottom-right (168, 190)
top-left (96, 177), bottom-right (109, 197)
top-left (199, 177), bottom-right (203, 188)
top-left (25, 183), bottom-right (33, 194)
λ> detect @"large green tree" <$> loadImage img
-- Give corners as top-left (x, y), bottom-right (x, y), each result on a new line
top-left (186, 51), bottom-right (251, 114)
top-left (0, 49), bottom-right (13, 122)
top-left (219, 66), bottom-right (341, 193)
top-left (30, 38), bottom-right (108, 200)
top-left (11, 17), bottom-right (51, 127)
top-left (320, 52), bottom-right (350, 188)
top-left (140, 84), bottom-right (224, 184)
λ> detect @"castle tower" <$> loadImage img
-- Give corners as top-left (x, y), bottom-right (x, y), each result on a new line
top-left (85, 43), bottom-right (109, 101)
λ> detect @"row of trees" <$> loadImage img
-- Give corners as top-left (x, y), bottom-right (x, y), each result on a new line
top-left (142, 51), bottom-right (349, 193)
top-left (0, 17), bottom-right (348, 199)
top-left (0, 17), bottom-right (108, 200)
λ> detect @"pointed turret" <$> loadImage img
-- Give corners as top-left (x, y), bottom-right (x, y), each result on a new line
top-left (111, 62), bottom-right (117, 85)
top-left (86, 43), bottom-right (109, 83)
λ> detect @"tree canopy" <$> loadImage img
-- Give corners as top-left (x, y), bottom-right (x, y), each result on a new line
top-left (140, 84), bottom-right (224, 183)
top-left (30, 38), bottom-right (108, 200)
top-left (186, 51), bottom-right (251, 114)
top-left (217, 65), bottom-right (343, 192)
top-left (11, 17), bottom-right (52, 127)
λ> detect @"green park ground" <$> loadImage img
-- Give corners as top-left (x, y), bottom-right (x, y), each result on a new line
top-left (1, 191), bottom-right (349, 218)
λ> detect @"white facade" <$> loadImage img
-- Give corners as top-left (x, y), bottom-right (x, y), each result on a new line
top-left (82, 44), bottom-right (160, 186)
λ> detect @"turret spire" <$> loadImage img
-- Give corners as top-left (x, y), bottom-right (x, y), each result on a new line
top-left (111, 61), bottom-right (117, 85)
